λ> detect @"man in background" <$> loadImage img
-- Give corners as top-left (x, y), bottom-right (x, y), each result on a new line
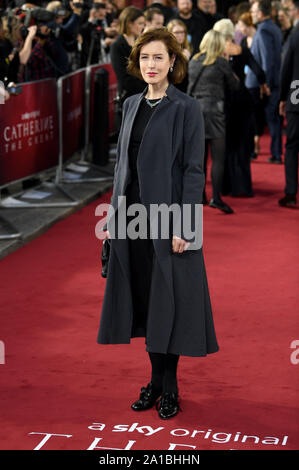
top-left (245, 0), bottom-right (283, 164)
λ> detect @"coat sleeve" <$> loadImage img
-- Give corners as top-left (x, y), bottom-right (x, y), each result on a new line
top-left (258, 29), bottom-right (276, 88)
top-left (279, 35), bottom-right (294, 102)
top-left (172, 98), bottom-right (205, 247)
top-left (243, 45), bottom-right (266, 85)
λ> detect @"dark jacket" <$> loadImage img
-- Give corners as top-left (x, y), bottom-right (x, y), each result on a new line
top-left (110, 34), bottom-right (145, 97)
top-left (279, 26), bottom-right (299, 113)
top-left (187, 54), bottom-right (239, 100)
top-left (236, 40), bottom-right (266, 85)
top-left (245, 18), bottom-right (282, 90)
top-left (187, 54), bottom-right (239, 138)
top-left (97, 83), bottom-right (219, 357)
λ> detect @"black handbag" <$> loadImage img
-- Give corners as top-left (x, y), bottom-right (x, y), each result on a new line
top-left (113, 89), bottom-right (127, 133)
top-left (101, 238), bottom-right (111, 278)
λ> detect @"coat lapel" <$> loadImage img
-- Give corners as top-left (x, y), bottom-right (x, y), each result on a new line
top-left (120, 84), bottom-right (173, 195)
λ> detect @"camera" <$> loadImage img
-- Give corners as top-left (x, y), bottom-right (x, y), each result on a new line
top-left (92, 3), bottom-right (106, 9)
top-left (20, 7), bottom-right (55, 40)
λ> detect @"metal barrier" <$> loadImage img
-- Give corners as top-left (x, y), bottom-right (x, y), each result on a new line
top-left (0, 64), bottom-right (115, 239)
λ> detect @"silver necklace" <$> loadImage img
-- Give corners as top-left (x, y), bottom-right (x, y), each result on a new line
top-left (145, 96), bottom-right (164, 108)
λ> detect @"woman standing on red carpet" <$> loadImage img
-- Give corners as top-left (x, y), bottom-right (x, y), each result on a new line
top-left (97, 27), bottom-right (219, 419)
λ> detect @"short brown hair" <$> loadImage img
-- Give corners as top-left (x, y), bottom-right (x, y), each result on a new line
top-left (239, 12), bottom-right (254, 27)
top-left (127, 27), bottom-right (188, 84)
top-left (144, 7), bottom-right (164, 22)
top-left (118, 6), bottom-right (144, 35)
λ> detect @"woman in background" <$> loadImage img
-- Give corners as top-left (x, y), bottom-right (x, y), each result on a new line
top-left (237, 12), bottom-right (266, 160)
top-left (237, 11), bottom-right (257, 48)
top-left (187, 29), bottom-right (239, 214)
top-left (110, 6), bottom-right (146, 131)
top-left (166, 18), bottom-right (192, 92)
top-left (213, 18), bottom-right (268, 198)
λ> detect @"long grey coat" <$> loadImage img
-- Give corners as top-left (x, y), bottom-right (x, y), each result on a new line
top-left (97, 83), bottom-right (219, 357)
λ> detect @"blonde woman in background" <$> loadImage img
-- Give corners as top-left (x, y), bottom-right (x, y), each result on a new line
top-left (213, 18), bottom-right (268, 197)
top-left (166, 18), bottom-right (192, 92)
top-left (187, 29), bottom-right (239, 213)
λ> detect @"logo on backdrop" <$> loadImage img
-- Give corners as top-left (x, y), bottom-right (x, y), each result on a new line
top-left (290, 340), bottom-right (299, 365)
top-left (3, 110), bottom-right (55, 155)
top-left (27, 423), bottom-right (290, 450)
top-left (0, 340), bottom-right (5, 364)
top-left (290, 80), bottom-right (299, 105)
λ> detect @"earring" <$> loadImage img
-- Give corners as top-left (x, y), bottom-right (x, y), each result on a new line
top-left (169, 66), bottom-right (173, 72)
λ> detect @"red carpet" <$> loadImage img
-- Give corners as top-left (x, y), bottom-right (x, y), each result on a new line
top-left (0, 134), bottom-right (298, 450)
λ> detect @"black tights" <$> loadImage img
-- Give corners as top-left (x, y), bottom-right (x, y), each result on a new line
top-left (148, 352), bottom-right (180, 394)
top-left (204, 137), bottom-right (226, 202)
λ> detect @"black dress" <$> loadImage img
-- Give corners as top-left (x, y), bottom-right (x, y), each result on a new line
top-left (110, 34), bottom-right (145, 98)
top-left (222, 43), bottom-right (266, 197)
top-left (125, 97), bottom-right (161, 337)
top-left (110, 34), bottom-right (146, 133)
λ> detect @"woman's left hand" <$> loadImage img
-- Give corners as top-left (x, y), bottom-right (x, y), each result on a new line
top-left (172, 235), bottom-right (190, 253)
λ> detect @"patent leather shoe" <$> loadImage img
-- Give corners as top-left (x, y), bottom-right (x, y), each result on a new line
top-left (155, 391), bottom-right (182, 419)
top-left (209, 198), bottom-right (234, 214)
top-left (131, 382), bottom-right (162, 411)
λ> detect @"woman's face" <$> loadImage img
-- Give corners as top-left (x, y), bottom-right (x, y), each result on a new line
top-left (129, 16), bottom-right (145, 37)
top-left (237, 20), bottom-right (249, 36)
top-left (171, 25), bottom-right (186, 45)
top-left (278, 10), bottom-right (288, 27)
top-left (139, 40), bottom-right (175, 87)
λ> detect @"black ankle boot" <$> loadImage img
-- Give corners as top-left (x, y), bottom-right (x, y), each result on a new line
top-left (155, 391), bottom-right (182, 419)
top-left (131, 382), bottom-right (162, 411)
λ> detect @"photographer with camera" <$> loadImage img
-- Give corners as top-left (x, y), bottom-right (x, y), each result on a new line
top-left (17, 5), bottom-right (73, 80)
top-left (19, 17), bottom-right (57, 81)
top-left (46, 1), bottom-right (84, 71)
top-left (79, 2), bottom-right (117, 67)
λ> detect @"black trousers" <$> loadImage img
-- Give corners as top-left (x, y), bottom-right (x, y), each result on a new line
top-left (126, 177), bottom-right (154, 336)
top-left (248, 87), bottom-right (267, 137)
top-left (204, 137), bottom-right (226, 202)
top-left (284, 112), bottom-right (299, 195)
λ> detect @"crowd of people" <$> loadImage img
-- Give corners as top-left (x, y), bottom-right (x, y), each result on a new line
top-left (0, 0), bottom-right (298, 209)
